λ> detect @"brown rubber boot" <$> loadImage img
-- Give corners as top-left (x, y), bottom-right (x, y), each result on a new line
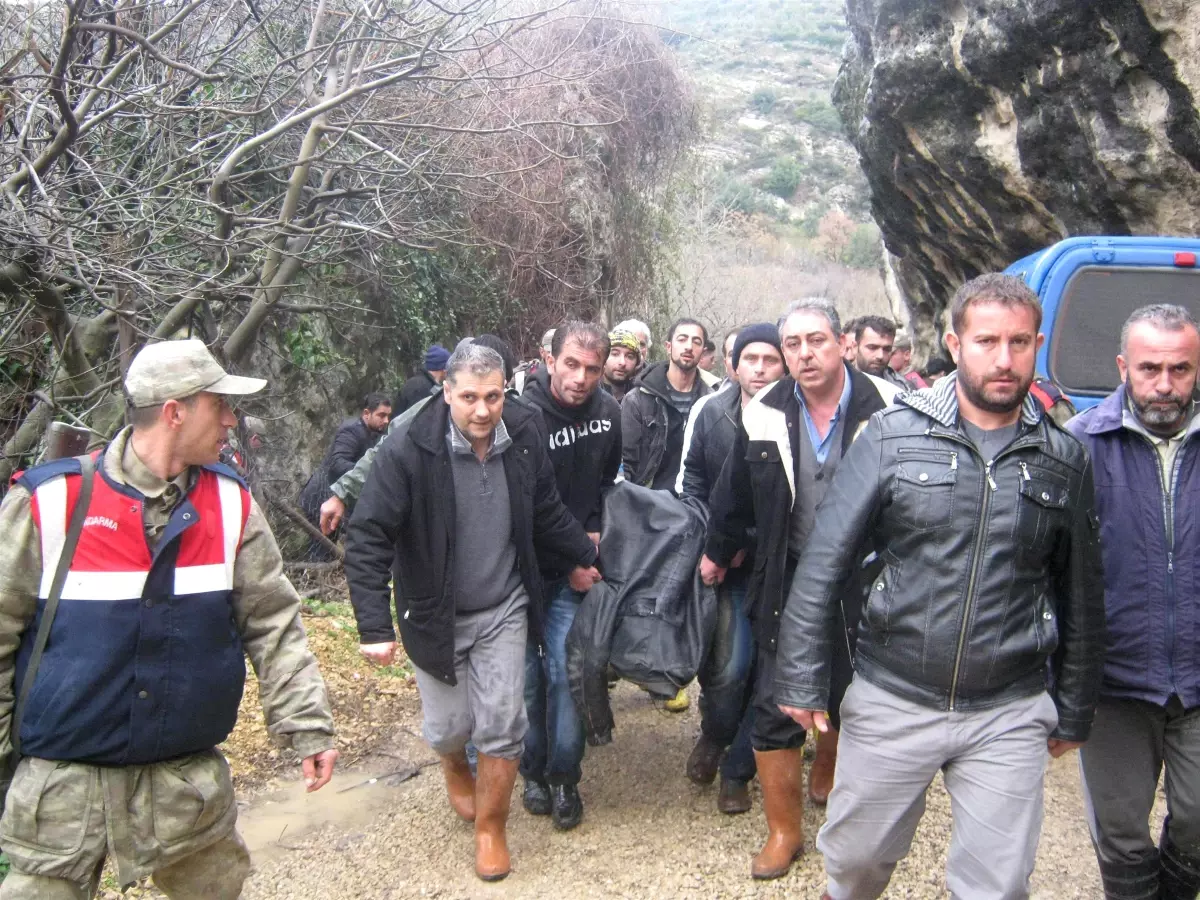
top-left (807, 727), bottom-right (839, 806)
top-left (751, 748), bottom-right (806, 880)
top-left (439, 752), bottom-right (476, 822)
top-left (474, 753), bottom-right (519, 882)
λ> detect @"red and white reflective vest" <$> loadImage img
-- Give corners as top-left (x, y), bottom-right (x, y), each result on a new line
top-left (15, 453), bottom-right (251, 765)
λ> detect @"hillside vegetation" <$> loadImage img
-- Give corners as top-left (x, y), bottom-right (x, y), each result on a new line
top-left (650, 0), bottom-right (890, 331)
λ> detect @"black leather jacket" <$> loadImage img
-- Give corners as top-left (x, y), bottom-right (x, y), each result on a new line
top-left (774, 376), bottom-right (1106, 742)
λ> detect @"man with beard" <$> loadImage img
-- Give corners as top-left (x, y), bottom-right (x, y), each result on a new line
top-left (603, 330), bottom-right (642, 402)
top-left (1068, 304), bottom-right (1200, 900)
top-left (621, 318), bottom-right (711, 493)
top-left (700, 299), bottom-right (894, 879)
top-left (775, 274), bottom-right (1106, 899)
top-left (298, 393), bottom-right (391, 555)
top-left (679, 323), bottom-right (785, 816)
top-left (853, 315), bottom-right (909, 391)
top-left (519, 321), bottom-right (621, 830)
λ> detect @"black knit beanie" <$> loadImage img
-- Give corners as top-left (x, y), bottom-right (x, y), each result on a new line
top-left (731, 323), bottom-right (784, 371)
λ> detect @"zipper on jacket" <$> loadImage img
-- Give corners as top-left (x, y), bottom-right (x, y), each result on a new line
top-left (949, 456), bottom-right (994, 711)
top-left (1134, 432), bottom-right (1183, 693)
top-left (909, 427), bottom-right (1045, 711)
top-left (1166, 453), bottom-right (1178, 691)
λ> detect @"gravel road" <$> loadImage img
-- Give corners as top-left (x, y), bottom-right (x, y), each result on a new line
top-left (214, 680), bottom-right (1153, 900)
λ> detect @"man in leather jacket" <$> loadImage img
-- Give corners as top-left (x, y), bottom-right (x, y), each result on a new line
top-left (775, 274), bottom-right (1106, 900)
top-left (345, 342), bottom-right (600, 882)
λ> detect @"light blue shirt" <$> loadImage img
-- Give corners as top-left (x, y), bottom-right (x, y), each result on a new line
top-left (795, 366), bottom-right (853, 465)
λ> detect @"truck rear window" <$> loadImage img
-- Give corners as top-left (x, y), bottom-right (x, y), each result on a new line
top-left (1048, 266), bottom-right (1200, 396)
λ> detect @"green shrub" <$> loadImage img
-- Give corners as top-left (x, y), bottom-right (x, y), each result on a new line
top-left (714, 178), bottom-right (766, 215)
top-left (761, 157), bottom-right (805, 199)
top-left (798, 202), bottom-right (827, 238)
top-left (794, 99), bottom-right (843, 134)
top-left (842, 224), bottom-right (883, 269)
top-left (750, 87), bottom-right (778, 115)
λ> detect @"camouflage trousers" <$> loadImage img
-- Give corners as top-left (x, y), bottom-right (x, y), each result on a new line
top-left (0, 750), bottom-right (250, 899)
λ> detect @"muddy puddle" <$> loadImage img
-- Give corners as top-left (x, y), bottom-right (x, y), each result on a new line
top-left (238, 759), bottom-right (437, 860)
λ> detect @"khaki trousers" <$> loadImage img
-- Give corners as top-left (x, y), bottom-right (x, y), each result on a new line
top-left (0, 750), bottom-right (250, 899)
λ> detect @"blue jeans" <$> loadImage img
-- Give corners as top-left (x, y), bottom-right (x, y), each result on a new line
top-left (698, 570), bottom-right (757, 782)
top-left (521, 580), bottom-right (587, 786)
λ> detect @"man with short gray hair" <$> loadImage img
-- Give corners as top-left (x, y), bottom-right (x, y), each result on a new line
top-left (1068, 303), bottom-right (1200, 900)
top-left (701, 298), bottom-right (895, 880)
top-left (345, 342), bottom-right (600, 882)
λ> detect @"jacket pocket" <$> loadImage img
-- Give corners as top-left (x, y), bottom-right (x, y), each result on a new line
top-left (1, 758), bottom-right (97, 855)
top-left (1034, 593), bottom-right (1059, 655)
top-left (151, 750), bottom-right (234, 846)
top-left (865, 556), bottom-right (899, 644)
top-left (400, 594), bottom-right (439, 622)
top-left (1016, 476), bottom-right (1070, 557)
top-left (747, 440), bottom-right (783, 465)
top-left (891, 457), bottom-right (957, 533)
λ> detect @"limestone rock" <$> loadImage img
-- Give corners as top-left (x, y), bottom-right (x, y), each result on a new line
top-left (834, 0), bottom-right (1200, 342)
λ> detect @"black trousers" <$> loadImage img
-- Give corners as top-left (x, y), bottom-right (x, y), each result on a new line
top-left (750, 556), bottom-right (862, 750)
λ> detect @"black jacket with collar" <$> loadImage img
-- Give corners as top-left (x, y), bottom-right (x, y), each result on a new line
top-left (394, 371), bottom-right (438, 414)
top-left (621, 361), bottom-right (711, 492)
top-left (704, 367), bottom-right (887, 651)
top-left (329, 418), bottom-right (380, 483)
top-left (298, 417), bottom-right (380, 518)
top-left (344, 395), bottom-right (597, 684)
top-left (680, 382), bottom-right (742, 505)
top-left (523, 369), bottom-right (622, 575)
top-left (773, 375), bottom-right (1106, 742)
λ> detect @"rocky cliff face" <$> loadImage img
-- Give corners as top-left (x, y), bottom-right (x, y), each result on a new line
top-left (834, 0), bottom-right (1200, 348)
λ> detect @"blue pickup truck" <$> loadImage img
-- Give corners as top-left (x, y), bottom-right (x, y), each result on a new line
top-left (1004, 236), bottom-right (1200, 411)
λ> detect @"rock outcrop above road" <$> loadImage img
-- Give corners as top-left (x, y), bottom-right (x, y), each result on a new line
top-left (834, 0), bottom-right (1200, 345)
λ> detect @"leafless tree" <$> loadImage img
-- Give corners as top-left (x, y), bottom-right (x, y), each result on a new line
top-left (0, 0), bottom-right (694, 480)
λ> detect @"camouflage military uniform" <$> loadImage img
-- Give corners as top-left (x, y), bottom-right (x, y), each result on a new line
top-left (0, 427), bottom-right (336, 899)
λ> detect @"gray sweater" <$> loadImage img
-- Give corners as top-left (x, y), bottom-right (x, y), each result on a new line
top-left (448, 420), bottom-right (522, 612)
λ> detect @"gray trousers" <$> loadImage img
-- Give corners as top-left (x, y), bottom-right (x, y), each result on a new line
top-left (1080, 696), bottom-right (1200, 865)
top-left (412, 586), bottom-right (529, 760)
top-left (819, 676), bottom-right (1059, 900)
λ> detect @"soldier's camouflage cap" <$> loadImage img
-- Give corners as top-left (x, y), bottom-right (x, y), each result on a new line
top-left (125, 338), bottom-right (267, 408)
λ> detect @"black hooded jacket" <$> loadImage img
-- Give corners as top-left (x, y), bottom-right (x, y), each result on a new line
top-left (621, 361), bottom-right (711, 492)
top-left (524, 367), bottom-right (622, 575)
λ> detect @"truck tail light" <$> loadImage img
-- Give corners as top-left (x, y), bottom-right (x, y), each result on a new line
top-left (1175, 252), bottom-right (1197, 268)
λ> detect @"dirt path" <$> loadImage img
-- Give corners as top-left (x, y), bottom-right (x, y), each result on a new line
top-left (215, 681), bottom-right (1148, 900)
